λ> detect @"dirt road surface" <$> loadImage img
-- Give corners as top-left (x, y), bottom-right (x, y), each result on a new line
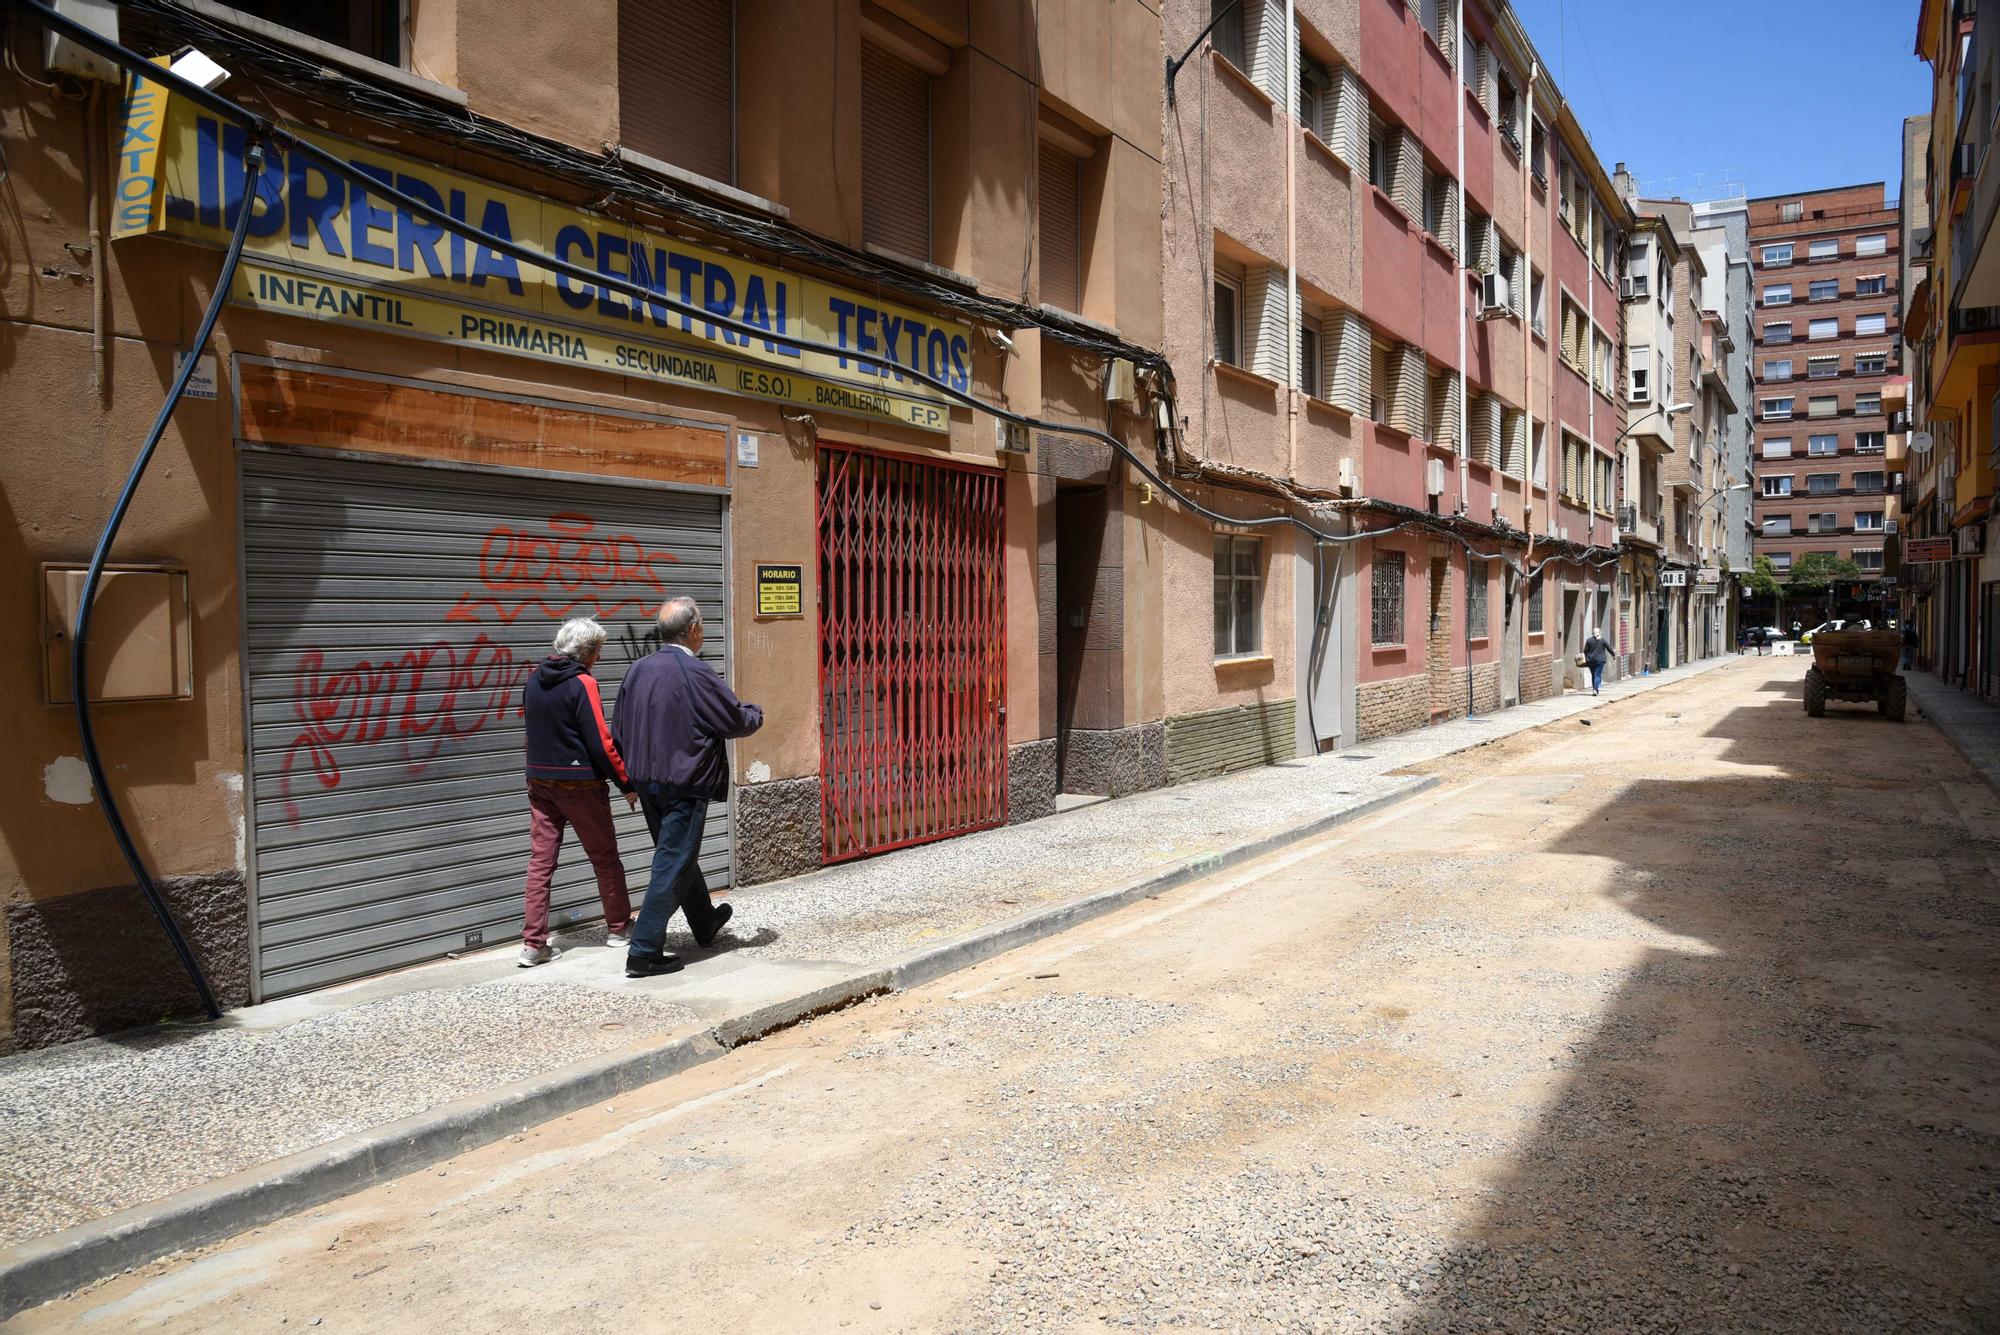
top-left (19, 657), bottom-right (1999, 1333)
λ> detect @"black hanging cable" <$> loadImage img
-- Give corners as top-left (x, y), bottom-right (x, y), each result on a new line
top-left (67, 136), bottom-right (269, 1021)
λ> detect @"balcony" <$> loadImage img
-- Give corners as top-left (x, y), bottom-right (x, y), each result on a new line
top-left (1618, 505), bottom-right (1663, 548)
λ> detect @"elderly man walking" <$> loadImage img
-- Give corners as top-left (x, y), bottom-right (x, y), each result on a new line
top-left (518, 617), bottom-right (636, 967)
top-left (615, 597), bottom-right (764, 978)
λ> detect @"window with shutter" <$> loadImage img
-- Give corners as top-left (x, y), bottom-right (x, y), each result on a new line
top-left (620, 0), bottom-right (734, 184)
top-left (1327, 65), bottom-right (1365, 168)
top-left (861, 43), bottom-right (932, 260)
top-left (1389, 345), bottom-right (1428, 437)
top-left (1037, 143), bottom-right (1081, 312)
top-left (1329, 311), bottom-right (1371, 414)
top-left (1467, 391), bottom-right (1501, 468)
top-left (1428, 365), bottom-right (1461, 451)
top-left (1389, 129), bottom-right (1424, 219)
top-left (1502, 407), bottom-right (1529, 478)
top-left (1244, 0), bottom-right (1285, 101)
top-left (1245, 264), bottom-right (1290, 382)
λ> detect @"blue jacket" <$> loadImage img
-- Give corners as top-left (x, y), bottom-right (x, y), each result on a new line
top-left (523, 656), bottom-right (631, 789)
top-left (614, 646), bottom-right (763, 800)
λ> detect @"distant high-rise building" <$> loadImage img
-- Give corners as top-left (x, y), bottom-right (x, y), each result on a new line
top-left (1746, 186), bottom-right (1902, 600)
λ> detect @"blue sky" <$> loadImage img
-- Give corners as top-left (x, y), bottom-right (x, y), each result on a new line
top-left (1509, 0), bottom-right (1931, 204)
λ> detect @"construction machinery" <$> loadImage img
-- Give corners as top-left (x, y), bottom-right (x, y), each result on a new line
top-left (1803, 628), bottom-right (1907, 721)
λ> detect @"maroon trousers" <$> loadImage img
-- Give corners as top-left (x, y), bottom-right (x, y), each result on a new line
top-left (521, 779), bottom-right (632, 949)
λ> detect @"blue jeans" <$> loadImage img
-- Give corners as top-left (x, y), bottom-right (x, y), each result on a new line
top-left (631, 784), bottom-right (718, 954)
top-left (1589, 662), bottom-right (1605, 691)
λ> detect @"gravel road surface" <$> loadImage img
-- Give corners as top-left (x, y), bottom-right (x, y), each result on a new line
top-left (19, 657), bottom-right (1997, 1333)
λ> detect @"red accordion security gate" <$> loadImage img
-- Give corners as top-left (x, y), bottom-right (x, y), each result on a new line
top-left (816, 444), bottom-right (1008, 862)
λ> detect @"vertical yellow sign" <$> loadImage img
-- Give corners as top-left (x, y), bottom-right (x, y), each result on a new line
top-left (111, 59), bottom-right (171, 240)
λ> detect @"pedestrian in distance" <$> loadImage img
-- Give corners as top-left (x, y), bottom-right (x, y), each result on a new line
top-left (615, 597), bottom-right (764, 979)
top-left (1582, 626), bottom-right (1611, 696)
top-left (517, 618), bottom-right (637, 968)
top-left (1902, 620), bottom-right (1918, 670)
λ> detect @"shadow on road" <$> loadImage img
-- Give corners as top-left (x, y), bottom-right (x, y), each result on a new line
top-left (1387, 677), bottom-right (2000, 1333)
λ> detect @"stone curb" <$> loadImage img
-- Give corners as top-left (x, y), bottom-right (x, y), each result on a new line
top-left (0, 665), bottom-right (1725, 1317)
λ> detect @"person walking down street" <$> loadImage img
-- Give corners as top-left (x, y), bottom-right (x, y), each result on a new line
top-left (1583, 627), bottom-right (1612, 696)
top-left (1902, 620), bottom-right (1919, 670)
top-left (615, 597), bottom-right (764, 979)
top-left (518, 618), bottom-right (637, 968)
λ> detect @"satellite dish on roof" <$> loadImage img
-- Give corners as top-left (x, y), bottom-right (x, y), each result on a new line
top-left (1910, 430), bottom-right (1934, 454)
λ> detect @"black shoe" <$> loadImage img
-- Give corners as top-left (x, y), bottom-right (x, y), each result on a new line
top-left (693, 902), bottom-right (734, 950)
top-left (624, 951), bottom-right (684, 978)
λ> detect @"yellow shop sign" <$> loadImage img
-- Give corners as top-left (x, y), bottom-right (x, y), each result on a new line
top-left (115, 74), bottom-right (972, 433)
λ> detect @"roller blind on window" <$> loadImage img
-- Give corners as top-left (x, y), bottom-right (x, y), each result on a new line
top-left (861, 43), bottom-right (932, 260)
top-left (1038, 143), bottom-right (1080, 312)
top-left (620, 0), bottom-right (734, 184)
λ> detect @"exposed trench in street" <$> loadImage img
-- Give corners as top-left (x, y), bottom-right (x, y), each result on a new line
top-left (18, 657), bottom-right (1999, 1334)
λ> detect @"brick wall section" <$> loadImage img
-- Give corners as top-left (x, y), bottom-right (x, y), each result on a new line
top-left (1520, 653), bottom-right (1555, 703)
top-left (1471, 661), bottom-right (1502, 713)
top-left (1358, 673), bottom-right (1430, 740)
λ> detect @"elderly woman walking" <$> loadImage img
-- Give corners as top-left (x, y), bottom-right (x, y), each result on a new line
top-left (517, 618), bottom-right (637, 967)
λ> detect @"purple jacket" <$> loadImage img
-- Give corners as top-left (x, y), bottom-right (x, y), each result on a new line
top-left (613, 646), bottom-right (763, 800)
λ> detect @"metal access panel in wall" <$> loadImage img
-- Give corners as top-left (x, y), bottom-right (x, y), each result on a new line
top-left (240, 448), bottom-right (729, 998)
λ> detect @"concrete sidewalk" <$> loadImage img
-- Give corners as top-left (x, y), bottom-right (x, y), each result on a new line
top-left (0, 653), bottom-right (1737, 1314)
top-left (1903, 669), bottom-right (2000, 797)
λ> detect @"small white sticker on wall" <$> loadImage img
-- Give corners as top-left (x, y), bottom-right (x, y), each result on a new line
top-left (736, 432), bottom-right (760, 467)
top-left (746, 760), bottom-right (772, 784)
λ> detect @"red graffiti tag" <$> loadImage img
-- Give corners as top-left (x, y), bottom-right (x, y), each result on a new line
top-left (446, 512), bottom-right (679, 625)
top-left (279, 634), bottom-right (530, 823)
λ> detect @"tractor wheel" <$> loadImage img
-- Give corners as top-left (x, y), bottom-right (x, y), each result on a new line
top-left (1804, 667), bottom-right (1829, 718)
top-left (1882, 674), bottom-right (1908, 722)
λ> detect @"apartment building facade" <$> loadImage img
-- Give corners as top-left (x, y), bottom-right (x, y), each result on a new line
top-left (1691, 197), bottom-right (1759, 606)
top-left (4, 0), bottom-right (1653, 1047)
top-left (1163, 0), bottom-right (1633, 749)
top-left (1909, 0), bottom-right (1999, 700)
top-left (1747, 185), bottom-right (1903, 596)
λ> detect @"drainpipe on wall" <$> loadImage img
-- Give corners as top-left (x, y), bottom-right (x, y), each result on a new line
top-left (1455, 0), bottom-right (1469, 522)
top-left (1523, 59), bottom-right (1539, 547)
top-left (1285, 0), bottom-right (1299, 481)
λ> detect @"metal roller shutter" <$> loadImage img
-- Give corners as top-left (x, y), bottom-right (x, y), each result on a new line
top-left (240, 449), bottom-right (731, 998)
top-left (860, 42), bottom-right (931, 260)
top-left (619, 0), bottom-right (734, 184)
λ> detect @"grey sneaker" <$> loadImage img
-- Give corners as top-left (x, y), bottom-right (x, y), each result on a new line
top-left (518, 944), bottom-right (561, 968)
top-left (606, 924), bottom-right (632, 947)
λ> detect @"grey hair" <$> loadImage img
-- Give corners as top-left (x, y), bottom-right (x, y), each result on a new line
top-left (552, 617), bottom-right (607, 660)
top-left (658, 597), bottom-right (702, 644)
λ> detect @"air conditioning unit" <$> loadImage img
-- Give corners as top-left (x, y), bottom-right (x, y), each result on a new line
top-left (1478, 272), bottom-right (1510, 318)
top-left (1617, 502), bottom-right (1637, 532)
top-left (1619, 276), bottom-right (1638, 301)
top-left (1337, 457), bottom-right (1357, 496)
top-left (1425, 458), bottom-right (1446, 497)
